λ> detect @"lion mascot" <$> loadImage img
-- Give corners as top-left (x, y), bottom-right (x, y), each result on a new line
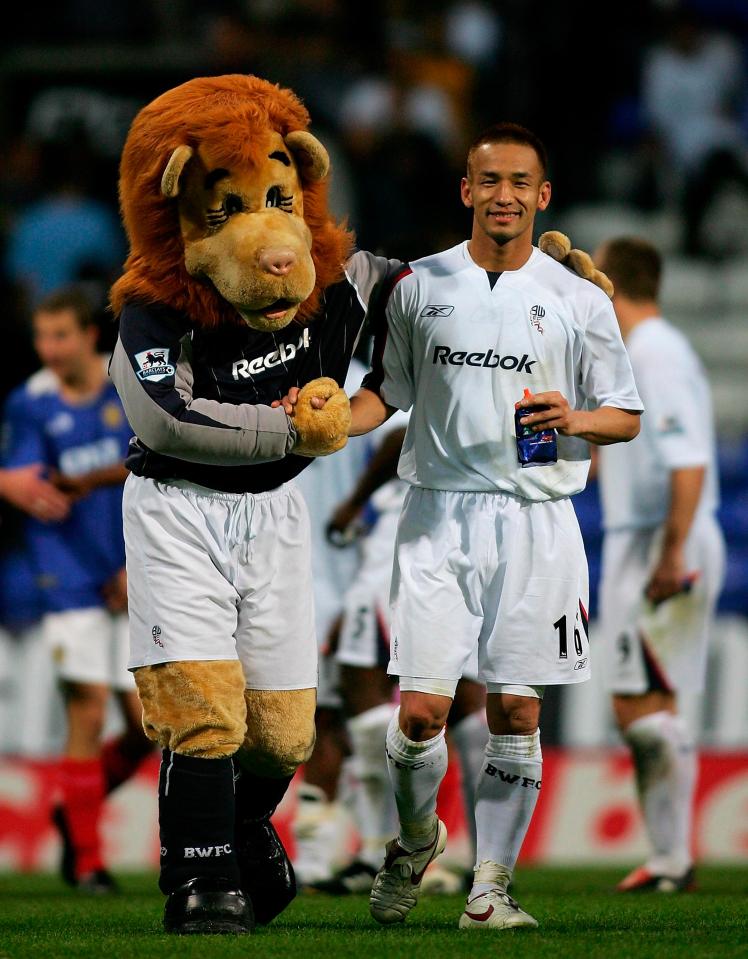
top-left (108, 73), bottom-right (392, 936)
top-left (108, 73), bottom-right (610, 936)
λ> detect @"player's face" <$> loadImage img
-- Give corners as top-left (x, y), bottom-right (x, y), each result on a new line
top-left (461, 142), bottom-right (550, 248)
top-left (32, 309), bottom-right (97, 382)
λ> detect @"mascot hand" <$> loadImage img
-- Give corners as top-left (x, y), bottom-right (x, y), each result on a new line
top-left (292, 377), bottom-right (351, 457)
top-left (539, 231), bottom-right (614, 298)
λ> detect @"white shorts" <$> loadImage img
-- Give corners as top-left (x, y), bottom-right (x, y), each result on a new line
top-left (311, 576), bottom-right (346, 709)
top-left (44, 608), bottom-right (134, 690)
top-left (337, 503), bottom-right (483, 684)
top-left (600, 513), bottom-right (725, 694)
top-left (124, 474), bottom-right (317, 691)
top-left (388, 487), bottom-right (590, 686)
top-left (336, 503), bottom-right (400, 672)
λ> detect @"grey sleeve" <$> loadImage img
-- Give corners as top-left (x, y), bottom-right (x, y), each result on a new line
top-left (345, 250), bottom-right (403, 312)
top-left (110, 320), bottom-right (297, 466)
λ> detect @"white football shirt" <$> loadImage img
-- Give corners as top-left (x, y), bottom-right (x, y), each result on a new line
top-left (295, 358), bottom-right (371, 637)
top-left (379, 242), bottom-right (642, 500)
top-left (599, 317), bottom-right (719, 530)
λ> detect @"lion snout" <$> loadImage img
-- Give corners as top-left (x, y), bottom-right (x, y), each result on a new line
top-left (259, 247), bottom-right (298, 277)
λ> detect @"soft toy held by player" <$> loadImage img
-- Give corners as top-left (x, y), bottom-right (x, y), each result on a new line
top-left (109, 73), bottom-right (612, 937)
top-left (538, 230), bottom-right (614, 297)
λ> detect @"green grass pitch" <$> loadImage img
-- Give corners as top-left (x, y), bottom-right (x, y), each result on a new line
top-left (1, 867), bottom-right (747, 959)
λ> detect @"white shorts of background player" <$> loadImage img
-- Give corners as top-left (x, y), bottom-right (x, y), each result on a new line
top-left (44, 608), bottom-right (134, 690)
top-left (600, 512), bottom-right (725, 694)
top-left (337, 500), bottom-right (482, 683)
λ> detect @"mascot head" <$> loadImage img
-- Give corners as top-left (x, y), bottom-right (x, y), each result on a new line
top-left (111, 74), bottom-right (353, 331)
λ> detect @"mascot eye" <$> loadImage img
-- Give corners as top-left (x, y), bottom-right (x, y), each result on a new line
top-left (224, 194), bottom-right (244, 216)
top-left (265, 186), bottom-right (293, 211)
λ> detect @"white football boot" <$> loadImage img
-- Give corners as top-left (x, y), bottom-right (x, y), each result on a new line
top-left (369, 818), bottom-right (447, 924)
top-left (459, 889), bottom-right (538, 930)
top-left (459, 860), bottom-right (538, 930)
top-left (421, 862), bottom-right (464, 895)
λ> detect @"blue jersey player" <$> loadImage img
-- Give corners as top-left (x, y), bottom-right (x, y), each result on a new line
top-left (0, 287), bottom-right (153, 892)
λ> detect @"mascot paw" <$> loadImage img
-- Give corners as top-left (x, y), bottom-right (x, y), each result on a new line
top-left (539, 230), bottom-right (614, 298)
top-left (292, 376), bottom-right (351, 456)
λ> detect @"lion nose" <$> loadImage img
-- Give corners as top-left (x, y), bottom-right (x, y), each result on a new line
top-left (259, 248), bottom-right (297, 276)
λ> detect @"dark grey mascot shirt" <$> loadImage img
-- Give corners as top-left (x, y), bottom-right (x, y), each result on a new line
top-left (110, 251), bottom-right (396, 493)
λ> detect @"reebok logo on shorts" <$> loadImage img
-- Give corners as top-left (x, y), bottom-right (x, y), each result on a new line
top-left (135, 348), bottom-right (175, 382)
top-left (433, 345), bottom-right (536, 373)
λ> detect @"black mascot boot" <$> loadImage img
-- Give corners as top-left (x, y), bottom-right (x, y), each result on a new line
top-left (234, 770), bottom-right (296, 925)
top-left (164, 877), bottom-right (254, 935)
top-left (157, 751), bottom-right (252, 935)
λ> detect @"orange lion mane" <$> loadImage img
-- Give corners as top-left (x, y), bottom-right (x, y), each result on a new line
top-left (110, 74), bottom-right (353, 328)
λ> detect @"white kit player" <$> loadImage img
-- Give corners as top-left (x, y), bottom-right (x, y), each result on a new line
top-left (291, 356), bottom-right (372, 886)
top-left (327, 413), bottom-right (488, 895)
top-left (338, 123), bottom-right (643, 932)
top-left (593, 237), bottom-right (725, 893)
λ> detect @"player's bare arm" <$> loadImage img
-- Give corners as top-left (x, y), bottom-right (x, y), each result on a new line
top-left (328, 426), bottom-right (406, 538)
top-left (646, 465), bottom-right (705, 604)
top-left (349, 387), bottom-right (393, 436)
top-left (101, 567), bottom-right (128, 613)
top-left (0, 463), bottom-right (72, 522)
top-left (519, 392), bottom-right (640, 444)
top-left (50, 463), bottom-right (130, 500)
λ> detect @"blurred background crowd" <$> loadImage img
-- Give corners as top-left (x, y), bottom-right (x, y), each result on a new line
top-left (0, 0), bottom-right (747, 757)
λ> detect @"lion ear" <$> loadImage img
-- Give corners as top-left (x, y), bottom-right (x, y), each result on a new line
top-left (285, 131), bottom-right (329, 182)
top-left (161, 145), bottom-right (194, 198)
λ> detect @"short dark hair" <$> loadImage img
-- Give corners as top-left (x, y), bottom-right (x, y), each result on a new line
top-left (597, 237), bottom-right (662, 301)
top-left (467, 122), bottom-right (549, 180)
top-left (34, 286), bottom-right (96, 330)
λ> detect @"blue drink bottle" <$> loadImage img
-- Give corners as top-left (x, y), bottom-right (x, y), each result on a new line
top-left (515, 388), bottom-right (557, 467)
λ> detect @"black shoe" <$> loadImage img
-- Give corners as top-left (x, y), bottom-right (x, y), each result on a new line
top-left (163, 877), bottom-right (254, 935)
top-left (617, 864), bottom-right (696, 893)
top-left (50, 805), bottom-right (77, 887)
top-left (76, 868), bottom-right (119, 895)
top-left (235, 816), bottom-right (296, 925)
top-left (306, 859), bottom-right (378, 895)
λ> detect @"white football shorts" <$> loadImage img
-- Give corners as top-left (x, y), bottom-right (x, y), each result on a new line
top-left (124, 474), bottom-right (317, 691)
top-left (336, 500), bottom-right (400, 672)
top-left (336, 499), bottom-right (483, 685)
top-left (387, 487), bottom-right (590, 686)
top-left (44, 608), bottom-right (134, 690)
top-left (600, 512), bottom-right (725, 694)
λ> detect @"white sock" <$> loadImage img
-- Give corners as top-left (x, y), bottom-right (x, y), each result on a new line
top-left (471, 730), bottom-right (542, 897)
top-left (347, 703), bottom-right (399, 868)
top-left (385, 707), bottom-right (448, 851)
top-left (449, 709), bottom-right (488, 856)
top-left (624, 711), bottom-right (696, 876)
top-left (292, 783), bottom-right (341, 884)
